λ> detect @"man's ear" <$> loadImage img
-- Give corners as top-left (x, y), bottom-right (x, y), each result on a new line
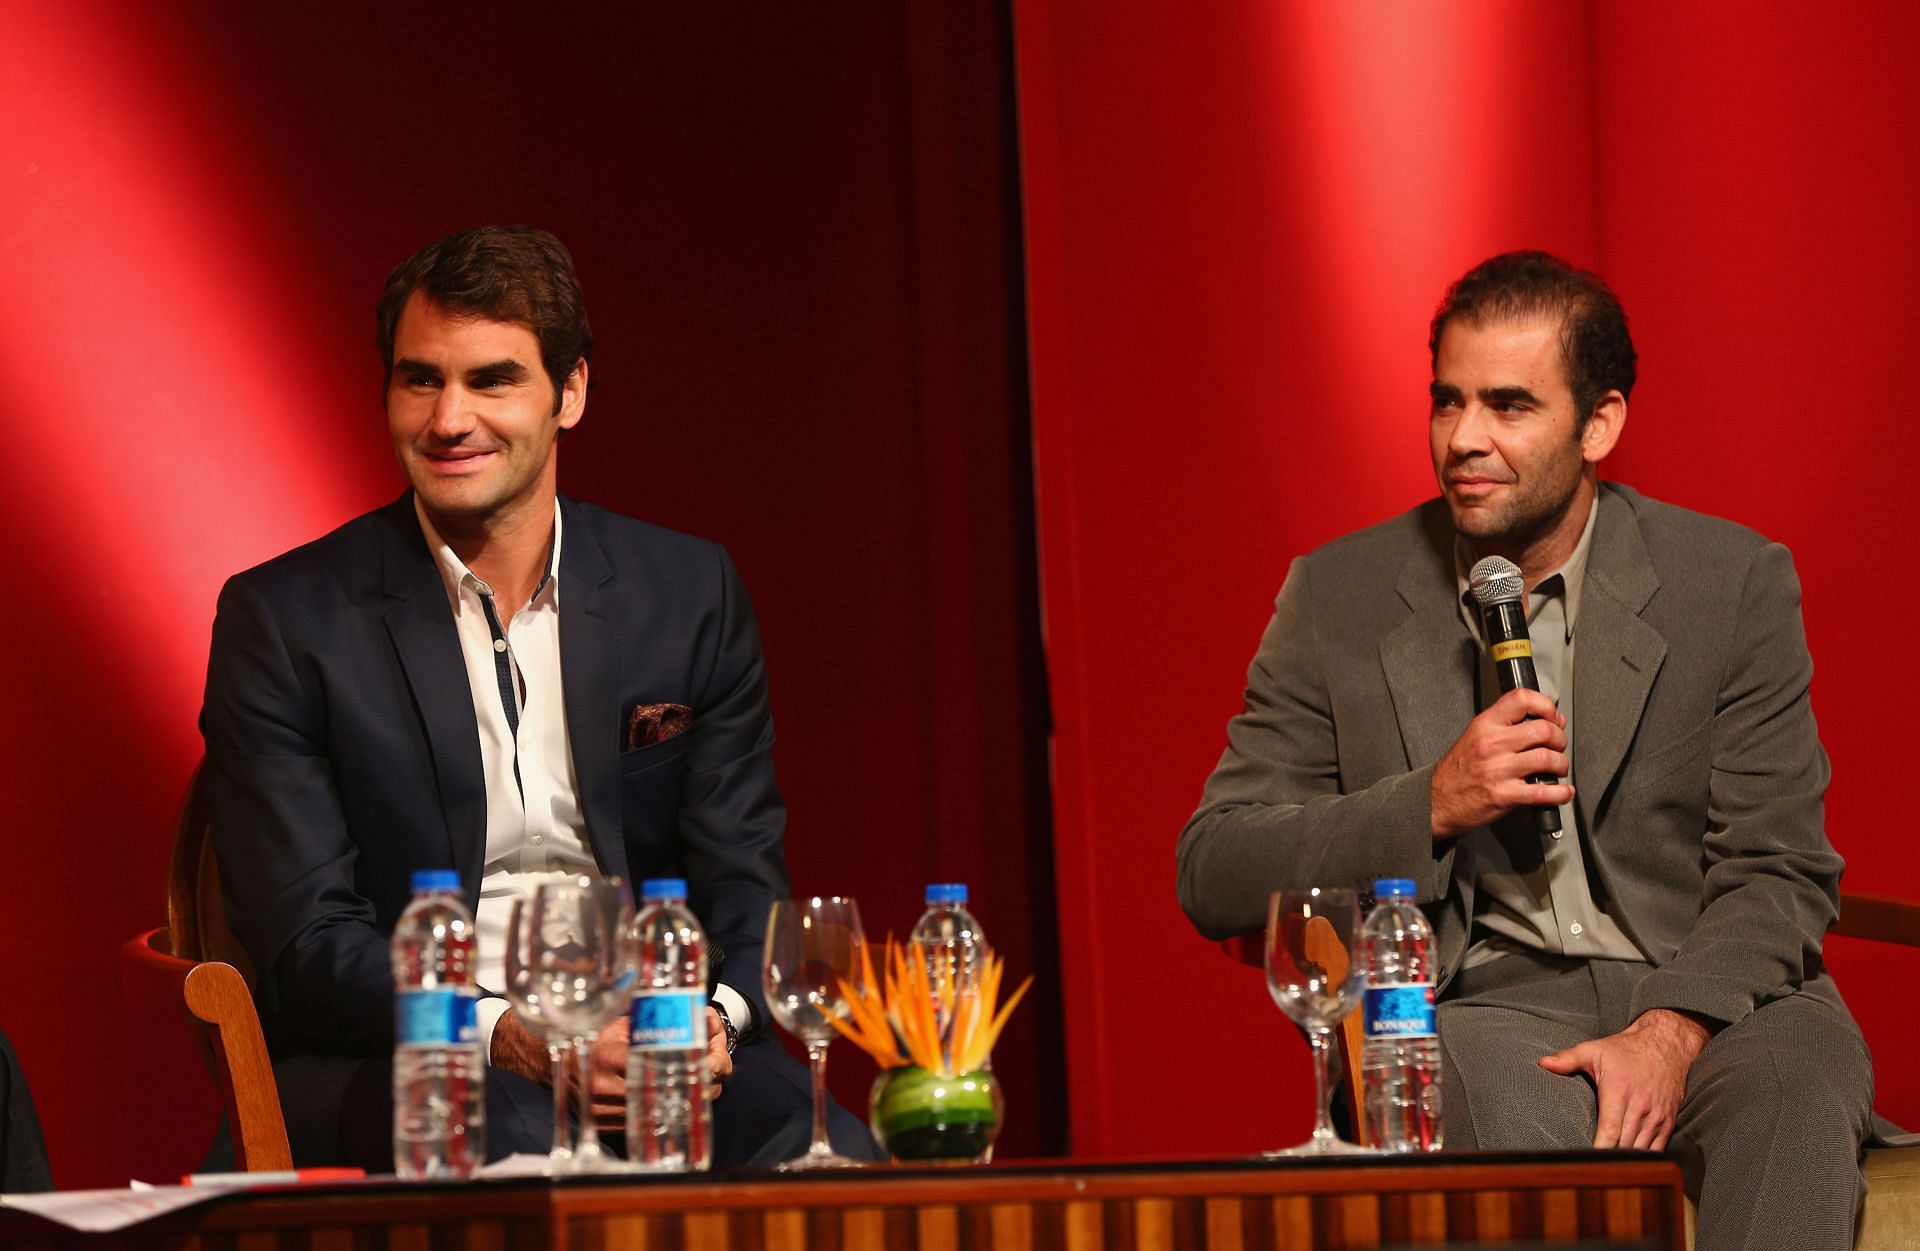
top-left (557, 358), bottom-right (589, 430)
top-left (1581, 390), bottom-right (1626, 464)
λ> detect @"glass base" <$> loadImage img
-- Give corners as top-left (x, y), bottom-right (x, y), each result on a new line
top-left (775, 1150), bottom-right (866, 1172)
top-left (1261, 1135), bottom-right (1372, 1158)
top-left (566, 1152), bottom-right (631, 1175)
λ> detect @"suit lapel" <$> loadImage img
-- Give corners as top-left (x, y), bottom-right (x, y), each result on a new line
top-left (1379, 506), bottom-right (1481, 969)
top-left (1380, 507), bottom-right (1479, 773)
top-left (379, 497), bottom-right (488, 891)
top-left (557, 497), bottom-right (628, 885)
top-left (1573, 487), bottom-right (1667, 834)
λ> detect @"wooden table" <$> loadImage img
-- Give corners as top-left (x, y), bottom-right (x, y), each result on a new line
top-left (0, 1152), bottom-right (1686, 1250)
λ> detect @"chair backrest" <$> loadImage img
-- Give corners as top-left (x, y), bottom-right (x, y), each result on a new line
top-left (121, 763), bottom-right (290, 1171)
top-left (168, 763), bottom-right (256, 981)
top-left (121, 928), bottom-right (291, 1171)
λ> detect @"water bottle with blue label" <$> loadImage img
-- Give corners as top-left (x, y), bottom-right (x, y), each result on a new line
top-left (391, 869), bottom-right (484, 1177)
top-left (1360, 878), bottom-right (1443, 1152)
top-left (627, 878), bottom-right (711, 1171)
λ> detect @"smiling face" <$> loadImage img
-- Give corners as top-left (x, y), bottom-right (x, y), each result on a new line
top-left (1428, 315), bottom-right (1623, 573)
top-left (386, 290), bottom-right (586, 532)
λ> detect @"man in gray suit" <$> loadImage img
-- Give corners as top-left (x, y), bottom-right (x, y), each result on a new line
top-left (1178, 252), bottom-right (1870, 1250)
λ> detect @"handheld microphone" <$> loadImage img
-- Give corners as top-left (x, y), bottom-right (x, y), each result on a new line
top-left (1467, 555), bottom-right (1563, 835)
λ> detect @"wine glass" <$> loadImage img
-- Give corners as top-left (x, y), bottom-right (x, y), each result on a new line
top-left (762, 896), bottom-right (867, 1170)
top-left (503, 876), bottom-right (637, 1173)
top-left (503, 891), bottom-right (576, 1173)
top-left (1264, 888), bottom-right (1369, 1156)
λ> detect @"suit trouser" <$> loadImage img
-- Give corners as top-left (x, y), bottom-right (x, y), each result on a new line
top-left (0, 1028), bottom-right (52, 1193)
top-left (1438, 953), bottom-right (1871, 1251)
top-left (251, 1034), bottom-right (881, 1171)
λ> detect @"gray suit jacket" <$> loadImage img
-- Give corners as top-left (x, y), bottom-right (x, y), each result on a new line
top-left (1178, 483), bottom-right (1846, 1027)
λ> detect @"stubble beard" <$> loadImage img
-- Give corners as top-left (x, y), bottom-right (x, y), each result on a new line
top-left (404, 440), bottom-right (553, 528)
top-left (1447, 463), bottom-right (1584, 552)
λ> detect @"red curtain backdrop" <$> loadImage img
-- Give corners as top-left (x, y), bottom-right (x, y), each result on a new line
top-left (1014, 0), bottom-right (1920, 1157)
top-left (0, 2), bottom-right (1056, 1187)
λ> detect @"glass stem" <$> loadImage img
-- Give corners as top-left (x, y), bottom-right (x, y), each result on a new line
top-left (573, 1038), bottom-right (604, 1161)
top-left (1308, 1028), bottom-right (1336, 1143)
top-left (548, 1043), bottom-right (572, 1159)
top-left (806, 1041), bottom-right (833, 1157)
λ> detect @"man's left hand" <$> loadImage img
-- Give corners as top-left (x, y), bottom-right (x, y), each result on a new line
top-left (1537, 1008), bottom-right (1712, 1150)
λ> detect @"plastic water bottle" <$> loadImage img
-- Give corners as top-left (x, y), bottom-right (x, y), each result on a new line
top-left (910, 883), bottom-right (986, 1042)
top-left (391, 869), bottom-right (485, 1177)
top-left (1361, 877), bottom-right (1443, 1152)
top-left (627, 878), bottom-right (711, 1171)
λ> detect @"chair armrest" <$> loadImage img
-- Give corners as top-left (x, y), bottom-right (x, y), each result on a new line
top-left (1834, 892), bottom-right (1920, 948)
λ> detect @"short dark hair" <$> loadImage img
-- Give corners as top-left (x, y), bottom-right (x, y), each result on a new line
top-left (375, 225), bottom-right (593, 397)
top-left (1429, 251), bottom-right (1636, 424)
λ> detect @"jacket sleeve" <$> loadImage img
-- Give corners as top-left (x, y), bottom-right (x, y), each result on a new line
top-left (678, 547), bottom-right (789, 1034)
top-left (200, 574), bottom-right (397, 1057)
top-left (1626, 541), bottom-right (1841, 1026)
top-left (1176, 557), bottom-right (1457, 941)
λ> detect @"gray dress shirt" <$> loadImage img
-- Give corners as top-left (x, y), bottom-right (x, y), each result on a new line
top-left (1454, 500), bottom-right (1647, 969)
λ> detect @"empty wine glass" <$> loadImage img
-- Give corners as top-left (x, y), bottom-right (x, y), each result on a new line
top-left (503, 876), bottom-right (636, 1173)
top-left (1264, 888), bottom-right (1368, 1156)
top-left (763, 896), bottom-right (867, 1171)
top-left (503, 892), bottom-right (575, 1173)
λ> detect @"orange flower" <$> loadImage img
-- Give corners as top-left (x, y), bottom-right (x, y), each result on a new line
top-left (828, 939), bottom-right (1032, 1076)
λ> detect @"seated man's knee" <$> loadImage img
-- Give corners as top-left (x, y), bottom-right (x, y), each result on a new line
top-left (1676, 995), bottom-right (1871, 1150)
top-left (1436, 1005), bottom-right (1597, 1151)
top-left (1439, 1021), bottom-right (1595, 1151)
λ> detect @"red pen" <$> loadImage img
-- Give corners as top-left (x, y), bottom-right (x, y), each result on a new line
top-left (182, 1167), bottom-right (367, 1186)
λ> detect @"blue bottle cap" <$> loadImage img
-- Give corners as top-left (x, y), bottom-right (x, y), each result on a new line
top-left (924, 883), bottom-right (968, 905)
top-left (1373, 878), bottom-right (1417, 898)
top-left (641, 877), bottom-right (688, 901)
top-left (411, 869), bottom-right (460, 893)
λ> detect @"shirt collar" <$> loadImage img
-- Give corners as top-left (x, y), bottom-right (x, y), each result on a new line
top-left (414, 495), bottom-right (563, 610)
top-left (1454, 490), bottom-right (1600, 639)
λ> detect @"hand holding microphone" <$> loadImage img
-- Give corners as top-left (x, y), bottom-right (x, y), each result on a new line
top-left (1428, 557), bottom-right (1574, 840)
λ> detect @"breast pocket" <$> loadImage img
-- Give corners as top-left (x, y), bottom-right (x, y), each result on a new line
top-left (620, 734), bottom-right (692, 866)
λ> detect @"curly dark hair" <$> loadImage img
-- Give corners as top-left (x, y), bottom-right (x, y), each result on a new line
top-left (375, 225), bottom-right (593, 403)
top-left (1429, 251), bottom-right (1636, 425)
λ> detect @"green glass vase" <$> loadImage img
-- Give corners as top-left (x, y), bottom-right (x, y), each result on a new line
top-left (869, 1066), bottom-right (1003, 1163)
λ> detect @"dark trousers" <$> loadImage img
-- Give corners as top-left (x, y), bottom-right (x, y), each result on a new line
top-left (0, 1028), bottom-right (52, 1193)
top-left (265, 1034), bottom-right (879, 1171)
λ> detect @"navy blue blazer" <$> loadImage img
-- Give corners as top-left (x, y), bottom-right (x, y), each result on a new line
top-left (200, 492), bottom-right (789, 1059)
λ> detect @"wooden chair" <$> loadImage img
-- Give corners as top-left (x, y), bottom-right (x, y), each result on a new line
top-left (1224, 889), bottom-right (1920, 1248)
top-left (119, 765), bottom-right (291, 1171)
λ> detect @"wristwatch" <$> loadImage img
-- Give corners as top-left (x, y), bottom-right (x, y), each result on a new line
top-left (710, 1000), bottom-right (740, 1056)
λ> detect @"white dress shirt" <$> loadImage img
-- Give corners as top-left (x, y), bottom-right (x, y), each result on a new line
top-left (418, 497), bottom-right (600, 1062)
top-left (416, 496), bottom-right (751, 1063)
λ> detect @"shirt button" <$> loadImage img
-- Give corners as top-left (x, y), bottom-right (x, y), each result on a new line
top-left (493, 639), bottom-right (507, 653)
top-left (1569, 922), bottom-right (1584, 936)
top-left (530, 834), bottom-right (544, 846)
top-left (1550, 829), bottom-right (1564, 840)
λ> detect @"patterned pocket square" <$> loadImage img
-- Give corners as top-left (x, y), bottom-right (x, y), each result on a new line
top-left (627, 702), bottom-right (693, 751)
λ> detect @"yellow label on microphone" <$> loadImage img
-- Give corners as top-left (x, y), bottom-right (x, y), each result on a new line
top-left (1490, 638), bottom-right (1533, 662)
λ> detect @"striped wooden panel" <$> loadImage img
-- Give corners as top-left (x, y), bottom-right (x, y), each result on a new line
top-left (562, 1176), bottom-right (1679, 1249)
top-left (0, 1157), bottom-right (1682, 1250)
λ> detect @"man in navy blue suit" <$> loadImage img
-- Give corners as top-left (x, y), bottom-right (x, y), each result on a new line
top-left (200, 225), bottom-right (869, 1169)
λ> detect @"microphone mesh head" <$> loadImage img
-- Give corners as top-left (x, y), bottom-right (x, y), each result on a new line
top-left (1468, 556), bottom-right (1525, 607)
